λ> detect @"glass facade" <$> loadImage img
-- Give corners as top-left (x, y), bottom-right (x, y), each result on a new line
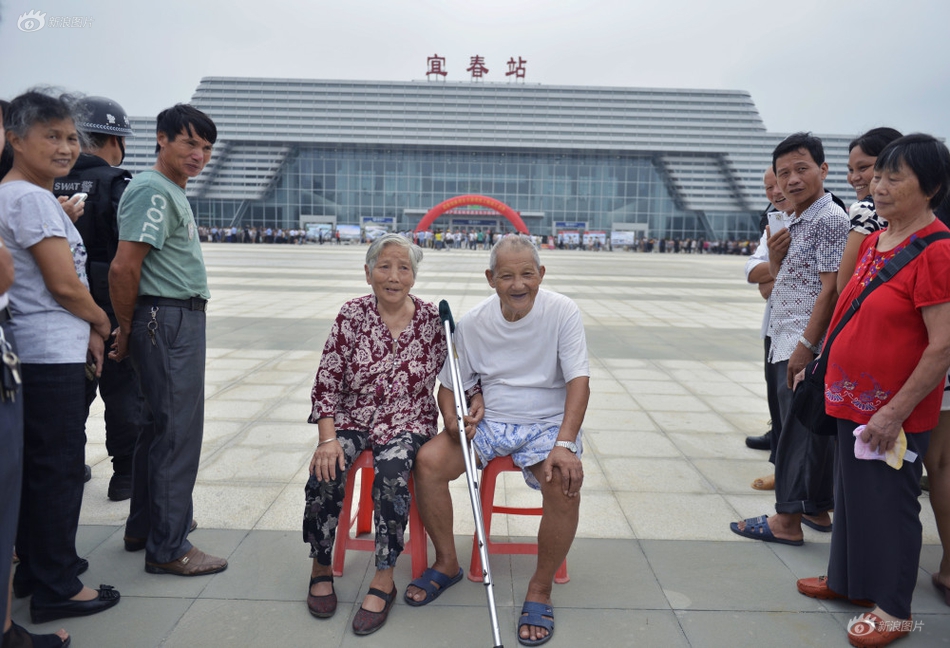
top-left (121, 77), bottom-right (857, 242)
top-left (193, 145), bottom-right (758, 240)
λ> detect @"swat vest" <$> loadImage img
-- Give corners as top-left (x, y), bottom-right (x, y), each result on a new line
top-left (53, 154), bottom-right (132, 308)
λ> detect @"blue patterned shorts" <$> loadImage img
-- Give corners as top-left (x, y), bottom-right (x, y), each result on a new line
top-left (471, 420), bottom-right (583, 490)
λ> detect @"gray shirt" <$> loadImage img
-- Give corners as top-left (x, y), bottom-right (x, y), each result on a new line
top-left (0, 181), bottom-right (90, 363)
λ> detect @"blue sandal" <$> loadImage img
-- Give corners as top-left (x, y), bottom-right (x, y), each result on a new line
top-left (730, 514), bottom-right (804, 546)
top-left (404, 567), bottom-right (464, 606)
top-left (518, 601), bottom-right (555, 646)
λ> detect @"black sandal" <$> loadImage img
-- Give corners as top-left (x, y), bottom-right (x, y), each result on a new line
top-left (2, 621), bottom-right (71, 648)
top-left (307, 575), bottom-right (337, 618)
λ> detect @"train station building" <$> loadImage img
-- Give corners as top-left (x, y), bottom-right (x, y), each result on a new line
top-left (122, 76), bottom-right (855, 240)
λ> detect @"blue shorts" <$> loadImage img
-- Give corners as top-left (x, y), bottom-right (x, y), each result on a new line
top-left (471, 420), bottom-right (583, 490)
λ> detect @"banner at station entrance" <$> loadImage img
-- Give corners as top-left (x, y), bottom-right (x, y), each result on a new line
top-left (610, 230), bottom-right (637, 247)
top-left (583, 231), bottom-right (607, 246)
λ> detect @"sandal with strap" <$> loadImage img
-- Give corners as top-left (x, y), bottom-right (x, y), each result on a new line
top-left (2, 621), bottom-right (71, 648)
top-left (518, 601), bottom-right (555, 646)
top-left (404, 567), bottom-right (463, 606)
top-left (729, 514), bottom-right (804, 546)
top-left (352, 584), bottom-right (397, 636)
top-left (307, 574), bottom-right (337, 618)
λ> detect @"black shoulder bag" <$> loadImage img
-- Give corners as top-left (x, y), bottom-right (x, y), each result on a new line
top-left (792, 231), bottom-right (950, 435)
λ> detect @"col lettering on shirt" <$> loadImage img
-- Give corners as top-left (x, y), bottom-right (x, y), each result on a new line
top-left (137, 193), bottom-right (170, 244)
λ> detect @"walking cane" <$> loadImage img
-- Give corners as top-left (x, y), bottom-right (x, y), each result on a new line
top-left (439, 300), bottom-right (504, 648)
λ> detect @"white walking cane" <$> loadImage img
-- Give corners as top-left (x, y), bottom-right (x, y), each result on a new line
top-left (439, 300), bottom-right (504, 648)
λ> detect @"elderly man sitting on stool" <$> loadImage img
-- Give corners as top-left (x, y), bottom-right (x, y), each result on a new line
top-left (406, 234), bottom-right (590, 646)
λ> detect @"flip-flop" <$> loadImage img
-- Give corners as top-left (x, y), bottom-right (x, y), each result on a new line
top-left (801, 517), bottom-right (832, 533)
top-left (404, 567), bottom-right (464, 607)
top-left (933, 573), bottom-right (950, 607)
top-left (518, 601), bottom-right (554, 646)
top-left (730, 515), bottom-right (804, 546)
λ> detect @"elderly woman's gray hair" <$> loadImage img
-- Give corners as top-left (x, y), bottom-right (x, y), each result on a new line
top-left (4, 88), bottom-right (86, 139)
top-left (365, 233), bottom-right (424, 277)
top-left (489, 234), bottom-right (540, 275)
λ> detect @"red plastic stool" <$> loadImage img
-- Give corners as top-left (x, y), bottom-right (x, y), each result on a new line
top-left (468, 455), bottom-right (569, 583)
top-left (332, 449), bottom-right (428, 579)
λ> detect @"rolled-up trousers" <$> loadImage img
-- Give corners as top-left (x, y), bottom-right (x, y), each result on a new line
top-left (770, 359), bottom-right (835, 515)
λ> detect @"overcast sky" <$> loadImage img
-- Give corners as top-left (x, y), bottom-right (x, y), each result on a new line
top-left (2, 0), bottom-right (948, 140)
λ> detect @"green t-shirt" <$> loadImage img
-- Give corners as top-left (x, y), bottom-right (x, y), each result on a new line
top-left (116, 169), bottom-right (209, 300)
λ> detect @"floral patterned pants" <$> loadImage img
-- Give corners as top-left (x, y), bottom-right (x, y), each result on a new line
top-left (303, 429), bottom-right (427, 570)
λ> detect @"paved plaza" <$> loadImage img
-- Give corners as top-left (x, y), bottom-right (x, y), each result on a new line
top-left (16, 244), bottom-right (948, 646)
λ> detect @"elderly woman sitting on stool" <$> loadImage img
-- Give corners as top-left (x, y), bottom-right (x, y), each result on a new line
top-left (303, 233), bottom-right (446, 636)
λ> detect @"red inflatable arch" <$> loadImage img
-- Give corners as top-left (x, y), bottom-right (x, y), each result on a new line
top-left (415, 194), bottom-right (529, 234)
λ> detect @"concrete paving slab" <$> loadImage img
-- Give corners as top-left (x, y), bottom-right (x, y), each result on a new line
top-left (676, 610), bottom-right (844, 648)
top-left (641, 540), bottom-right (813, 612)
top-left (35, 245), bottom-right (944, 647)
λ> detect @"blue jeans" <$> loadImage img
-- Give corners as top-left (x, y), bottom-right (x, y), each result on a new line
top-left (128, 304), bottom-right (206, 563)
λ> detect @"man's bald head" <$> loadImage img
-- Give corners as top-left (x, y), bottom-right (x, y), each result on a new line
top-left (764, 167), bottom-right (789, 213)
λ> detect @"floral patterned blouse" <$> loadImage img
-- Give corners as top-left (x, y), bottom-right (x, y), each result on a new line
top-left (848, 197), bottom-right (887, 236)
top-left (309, 294), bottom-right (448, 445)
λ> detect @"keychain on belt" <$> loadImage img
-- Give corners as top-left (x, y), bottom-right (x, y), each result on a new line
top-left (0, 326), bottom-right (22, 402)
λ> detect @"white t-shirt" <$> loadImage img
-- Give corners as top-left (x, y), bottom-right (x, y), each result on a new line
top-left (439, 288), bottom-right (589, 425)
top-left (745, 230), bottom-right (771, 339)
top-left (0, 181), bottom-right (90, 363)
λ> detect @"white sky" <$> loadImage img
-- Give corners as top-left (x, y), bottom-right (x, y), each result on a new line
top-left (2, 0), bottom-right (948, 139)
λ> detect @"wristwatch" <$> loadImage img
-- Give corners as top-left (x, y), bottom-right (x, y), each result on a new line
top-left (798, 335), bottom-right (820, 354)
top-left (555, 440), bottom-right (578, 454)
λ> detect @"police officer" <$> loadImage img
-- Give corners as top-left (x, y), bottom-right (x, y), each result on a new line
top-left (53, 96), bottom-right (147, 502)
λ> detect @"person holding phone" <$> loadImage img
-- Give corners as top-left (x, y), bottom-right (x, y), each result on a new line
top-left (731, 132), bottom-right (849, 546)
top-left (53, 96), bottom-right (144, 502)
top-left (745, 168), bottom-right (789, 491)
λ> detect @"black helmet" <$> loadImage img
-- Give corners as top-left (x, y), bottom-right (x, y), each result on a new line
top-left (77, 96), bottom-right (134, 137)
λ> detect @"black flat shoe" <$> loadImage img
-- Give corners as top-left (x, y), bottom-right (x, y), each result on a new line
top-left (14, 559), bottom-right (89, 599)
top-left (745, 432), bottom-right (771, 450)
top-left (30, 584), bottom-right (121, 624)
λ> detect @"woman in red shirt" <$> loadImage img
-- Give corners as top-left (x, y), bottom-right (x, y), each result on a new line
top-left (302, 234), bottom-right (447, 636)
top-left (797, 135), bottom-right (950, 647)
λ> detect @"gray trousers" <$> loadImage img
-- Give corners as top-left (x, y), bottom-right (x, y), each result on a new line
top-left (769, 359), bottom-right (835, 515)
top-left (128, 304), bottom-right (206, 564)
